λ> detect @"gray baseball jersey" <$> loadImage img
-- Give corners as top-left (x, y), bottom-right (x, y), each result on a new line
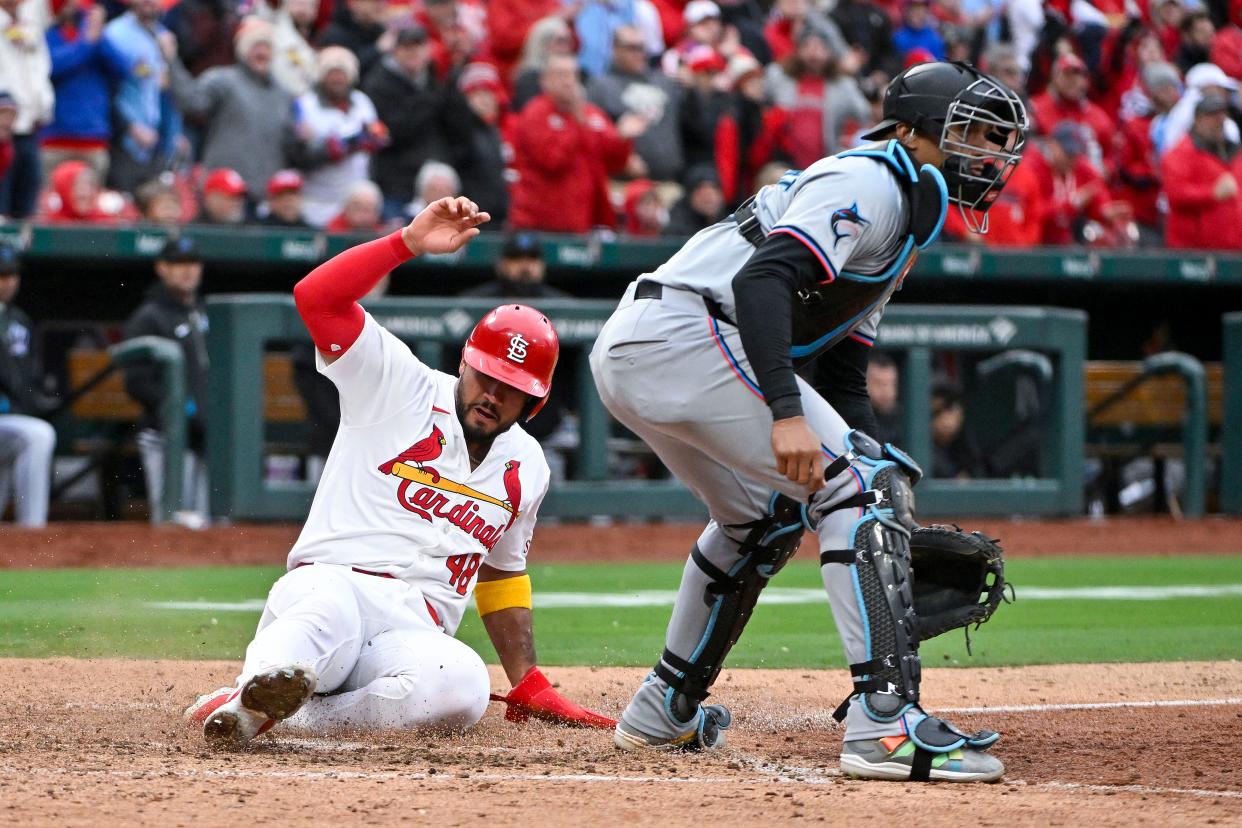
top-left (648, 145), bottom-right (920, 348)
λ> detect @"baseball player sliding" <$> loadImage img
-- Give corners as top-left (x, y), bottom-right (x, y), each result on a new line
top-left (186, 197), bottom-right (612, 742)
top-left (591, 62), bottom-right (1026, 782)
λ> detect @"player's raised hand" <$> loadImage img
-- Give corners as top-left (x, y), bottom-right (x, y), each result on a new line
top-left (401, 196), bottom-right (491, 256)
top-left (772, 416), bottom-right (826, 492)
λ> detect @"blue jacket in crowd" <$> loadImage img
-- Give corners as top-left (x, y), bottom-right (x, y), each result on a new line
top-left (43, 13), bottom-right (129, 143)
top-left (103, 10), bottom-right (182, 164)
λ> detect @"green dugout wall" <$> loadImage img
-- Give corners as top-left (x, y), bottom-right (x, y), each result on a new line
top-left (207, 296), bottom-right (1085, 521)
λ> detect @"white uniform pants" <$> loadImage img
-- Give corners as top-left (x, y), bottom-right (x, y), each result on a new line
top-left (0, 414), bottom-right (56, 527)
top-left (241, 563), bottom-right (490, 733)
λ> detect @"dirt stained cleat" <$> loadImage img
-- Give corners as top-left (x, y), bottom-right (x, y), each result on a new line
top-left (839, 736), bottom-right (1004, 782)
top-left (613, 704), bottom-right (732, 752)
top-left (184, 666), bottom-right (317, 745)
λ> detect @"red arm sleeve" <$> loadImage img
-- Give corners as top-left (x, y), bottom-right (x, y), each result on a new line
top-left (292, 230), bottom-right (413, 355)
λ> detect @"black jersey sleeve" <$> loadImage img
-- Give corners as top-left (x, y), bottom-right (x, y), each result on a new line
top-left (804, 337), bottom-right (878, 435)
top-left (731, 233), bottom-right (827, 421)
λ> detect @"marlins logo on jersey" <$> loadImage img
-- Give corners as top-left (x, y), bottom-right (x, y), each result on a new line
top-left (830, 203), bottom-right (870, 249)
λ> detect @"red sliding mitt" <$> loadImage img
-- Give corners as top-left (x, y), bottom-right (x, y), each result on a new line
top-left (490, 667), bottom-right (616, 729)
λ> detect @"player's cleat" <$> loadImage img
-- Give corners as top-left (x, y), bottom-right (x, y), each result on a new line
top-left (839, 736), bottom-right (1004, 782)
top-left (613, 704), bottom-right (732, 752)
top-left (187, 666), bottom-right (317, 745)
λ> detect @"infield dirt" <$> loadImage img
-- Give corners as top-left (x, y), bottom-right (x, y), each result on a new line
top-left (1, 658), bottom-right (1239, 826)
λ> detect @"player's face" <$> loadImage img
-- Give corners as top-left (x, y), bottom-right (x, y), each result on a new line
top-left (455, 364), bottom-right (529, 442)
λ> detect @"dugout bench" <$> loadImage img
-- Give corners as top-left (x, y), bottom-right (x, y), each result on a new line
top-left (1083, 356), bottom-right (1221, 518)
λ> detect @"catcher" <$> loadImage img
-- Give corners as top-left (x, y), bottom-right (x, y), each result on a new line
top-left (185, 197), bottom-right (613, 742)
top-left (590, 61), bottom-right (1023, 782)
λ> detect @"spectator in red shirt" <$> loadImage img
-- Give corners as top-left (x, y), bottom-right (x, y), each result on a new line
top-left (1027, 122), bottom-right (1133, 245)
top-left (1113, 61), bottom-right (1181, 235)
top-left (1210, 1), bottom-right (1242, 82)
top-left (621, 178), bottom-right (668, 236)
top-left (38, 159), bottom-right (134, 223)
top-left (1160, 95), bottom-right (1242, 249)
top-left (509, 54), bottom-right (635, 232)
top-left (663, 0), bottom-right (725, 79)
top-left (1150, 0), bottom-right (1185, 58)
top-left (486, 0), bottom-right (560, 82)
top-left (1029, 52), bottom-right (1114, 158)
top-left (763, 0), bottom-right (848, 66)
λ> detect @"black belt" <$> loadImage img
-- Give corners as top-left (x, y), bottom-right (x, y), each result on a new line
top-left (635, 280), bottom-right (735, 326)
top-left (730, 197), bottom-right (765, 247)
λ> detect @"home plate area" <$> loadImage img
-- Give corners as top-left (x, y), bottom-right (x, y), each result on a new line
top-left (2, 659), bottom-right (1239, 826)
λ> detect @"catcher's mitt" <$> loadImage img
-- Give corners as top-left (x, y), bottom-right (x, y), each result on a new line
top-left (909, 524), bottom-right (1011, 648)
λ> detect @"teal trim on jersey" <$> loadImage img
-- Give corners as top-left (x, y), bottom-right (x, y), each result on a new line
top-left (838, 140), bottom-right (920, 182)
top-left (788, 287), bottom-right (894, 359)
top-left (918, 163), bottom-right (949, 250)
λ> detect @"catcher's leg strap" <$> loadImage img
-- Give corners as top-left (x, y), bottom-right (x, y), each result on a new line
top-left (823, 430), bottom-right (924, 724)
top-left (654, 493), bottom-right (808, 720)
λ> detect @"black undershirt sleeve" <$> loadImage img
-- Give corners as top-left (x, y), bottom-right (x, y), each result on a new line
top-left (732, 233), bottom-right (829, 421)
top-left (803, 337), bottom-right (879, 435)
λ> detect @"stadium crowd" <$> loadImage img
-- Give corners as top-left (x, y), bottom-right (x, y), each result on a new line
top-left (1, 0), bottom-right (1241, 248)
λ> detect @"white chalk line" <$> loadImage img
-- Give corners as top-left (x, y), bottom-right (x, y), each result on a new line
top-left (2, 764), bottom-right (1239, 800)
top-left (62, 696), bottom-right (1242, 718)
top-left (146, 582), bottom-right (1242, 613)
top-left (938, 697), bottom-right (1242, 715)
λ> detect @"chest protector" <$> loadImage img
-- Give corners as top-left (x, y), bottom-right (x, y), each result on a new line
top-left (782, 141), bottom-right (948, 367)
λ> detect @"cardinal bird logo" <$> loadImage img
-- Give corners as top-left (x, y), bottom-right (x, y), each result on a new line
top-left (502, 460), bottom-right (522, 530)
top-left (378, 425), bottom-right (446, 482)
top-left (830, 202), bottom-right (869, 249)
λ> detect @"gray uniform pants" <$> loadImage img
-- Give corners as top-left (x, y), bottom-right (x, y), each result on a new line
top-left (590, 282), bottom-right (897, 742)
top-left (0, 414), bottom-right (57, 527)
top-left (138, 428), bottom-right (210, 527)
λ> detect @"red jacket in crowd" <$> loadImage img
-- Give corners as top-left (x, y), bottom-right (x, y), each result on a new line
top-left (1029, 90), bottom-right (1114, 154)
top-left (508, 95), bottom-right (631, 233)
top-left (1112, 113), bottom-right (1162, 227)
top-left (1023, 146), bottom-right (1115, 245)
top-left (1160, 135), bottom-right (1242, 250)
top-left (485, 0), bottom-right (559, 81)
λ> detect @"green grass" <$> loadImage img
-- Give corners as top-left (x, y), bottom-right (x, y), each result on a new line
top-left (2, 556), bottom-right (1241, 667)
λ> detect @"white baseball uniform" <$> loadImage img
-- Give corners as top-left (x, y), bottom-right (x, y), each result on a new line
top-left (240, 312), bottom-right (551, 732)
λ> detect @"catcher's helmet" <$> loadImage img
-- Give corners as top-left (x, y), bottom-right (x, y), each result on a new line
top-left (861, 60), bottom-right (1027, 232)
top-left (462, 304), bottom-right (559, 420)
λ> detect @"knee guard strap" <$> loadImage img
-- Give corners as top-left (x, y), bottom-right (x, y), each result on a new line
top-left (827, 430), bottom-right (923, 723)
top-left (655, 493), bottom-right (808, 720)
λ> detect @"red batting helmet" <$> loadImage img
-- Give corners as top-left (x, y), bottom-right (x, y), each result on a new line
top-left (462, 304), bottom-right (559, 420)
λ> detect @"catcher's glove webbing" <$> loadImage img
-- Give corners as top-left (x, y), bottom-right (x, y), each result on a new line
top-left (909, 524), bottom-right (1012, 651)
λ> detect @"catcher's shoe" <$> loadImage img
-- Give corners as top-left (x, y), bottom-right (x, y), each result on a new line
top-left (613, 704), bottom-right (732, 752)
top-left (840, 736), bottom-right (1004, 782)
top-left (186, 666), bottom-right (317, 745)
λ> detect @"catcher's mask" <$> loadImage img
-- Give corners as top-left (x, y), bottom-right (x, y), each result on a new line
top-left (462, 304), bottom-right (559, 421)
top-left (862, 61), bottom-right (1028, 234)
